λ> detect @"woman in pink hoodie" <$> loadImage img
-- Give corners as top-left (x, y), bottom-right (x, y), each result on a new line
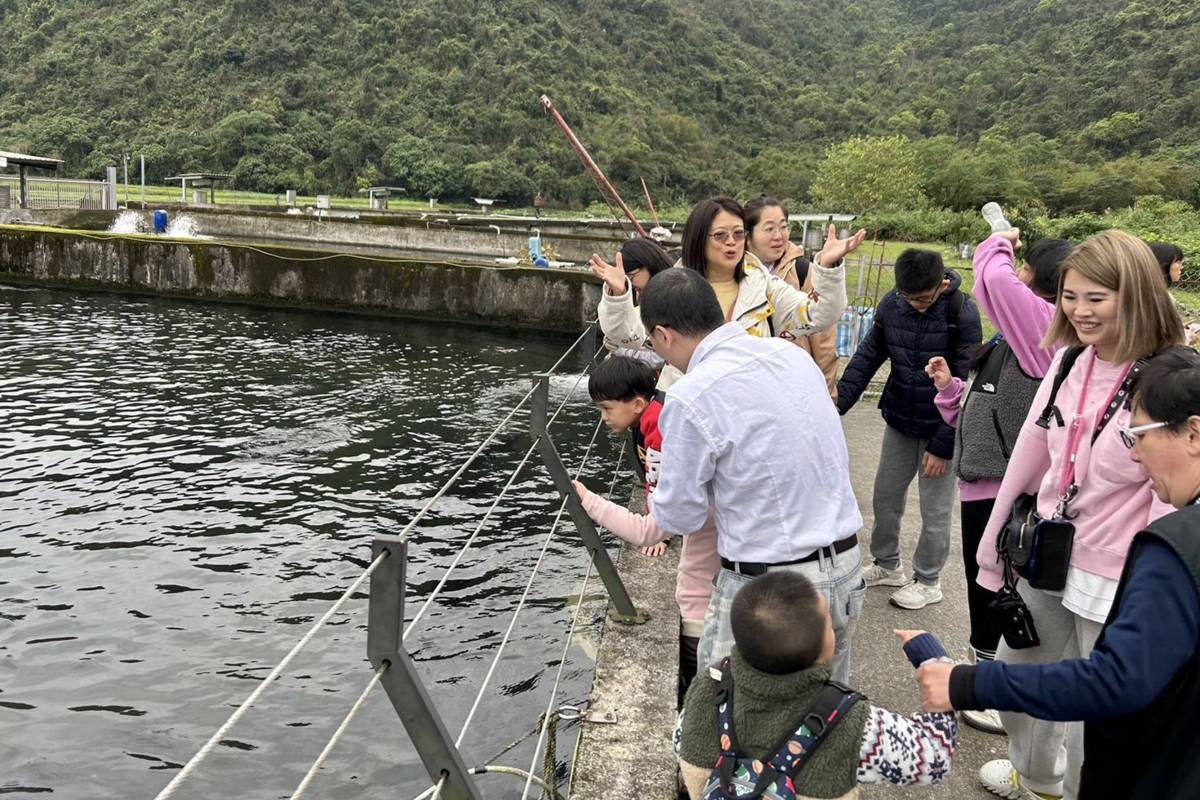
top-left (968, 230), bottom-right (1183, 800)
top-left (927, 230), bottom-right (1071, 734)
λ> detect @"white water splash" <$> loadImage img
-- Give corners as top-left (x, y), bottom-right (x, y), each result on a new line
top-left (165, 215), bottom-right (206, 238)
top-left (107, 210), bottom-right (145, 234)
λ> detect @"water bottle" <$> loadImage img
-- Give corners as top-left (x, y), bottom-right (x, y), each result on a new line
top-left (981, 202), bottom-right (1012, 233)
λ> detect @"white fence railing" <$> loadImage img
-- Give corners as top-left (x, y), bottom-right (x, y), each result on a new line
top-left (0, 175), bottom-right (112, 210)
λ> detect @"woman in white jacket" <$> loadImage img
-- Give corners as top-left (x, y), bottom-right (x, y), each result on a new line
top-left (591, 196), bottom-right (860, 387)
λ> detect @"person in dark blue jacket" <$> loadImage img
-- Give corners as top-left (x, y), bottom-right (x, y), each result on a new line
top-left (837, 249), bottom-right (982, 611)
top-left (911, 347), bottom-right (1200, 800)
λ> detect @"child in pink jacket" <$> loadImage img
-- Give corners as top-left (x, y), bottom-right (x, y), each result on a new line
top-left (573, 355), bottom-right (719, 699)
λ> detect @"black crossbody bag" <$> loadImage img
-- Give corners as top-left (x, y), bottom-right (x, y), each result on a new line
top-left (991, 349), bottom-right (1145, 648)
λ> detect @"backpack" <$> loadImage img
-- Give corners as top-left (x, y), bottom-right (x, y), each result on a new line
top-left (701, 659), bottom-right (863, 800)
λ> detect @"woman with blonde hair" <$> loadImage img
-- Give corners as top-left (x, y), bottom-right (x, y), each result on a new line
top-left (972, 230), bottom-right (1184, 800)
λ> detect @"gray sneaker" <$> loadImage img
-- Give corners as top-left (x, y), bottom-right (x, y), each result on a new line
top-left (889, 579), bottom-right (943, 610)
top-left (863, 563), bottom-right (907, 587)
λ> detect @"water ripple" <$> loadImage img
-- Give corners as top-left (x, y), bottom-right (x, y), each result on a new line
top-left (1, 285), bottom-right (617, 798)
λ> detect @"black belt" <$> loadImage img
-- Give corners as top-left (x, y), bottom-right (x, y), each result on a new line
top-left (721, 535), bottom-right (859, 577)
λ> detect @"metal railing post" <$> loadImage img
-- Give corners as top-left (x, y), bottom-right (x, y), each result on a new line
top-left (530, 374), bottom-right (648, 624)
top-left (581, 323), bottom-right (598, 368)
top-left (367, 536), bottom-right (484, 800)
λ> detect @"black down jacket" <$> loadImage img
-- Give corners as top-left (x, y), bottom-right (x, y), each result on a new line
top-left (836, 269), bottom-right (983, 459)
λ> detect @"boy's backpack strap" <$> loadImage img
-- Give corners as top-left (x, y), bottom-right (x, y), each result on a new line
top-left (714, 658), bottom-right (748, 796)
top-left (771, 681), bottom-right (864, 781)
top-left (715, 681), bottom-right (864, 800)
top-left (1035, 346), bottom-right (1086, 430)
top-left (714, 658), bottom-right (741, 756)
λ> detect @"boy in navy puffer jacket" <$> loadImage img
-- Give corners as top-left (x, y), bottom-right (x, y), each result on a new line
top-left (837, 250), bottom-right (982, 611)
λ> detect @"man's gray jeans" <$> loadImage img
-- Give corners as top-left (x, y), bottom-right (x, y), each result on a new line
top-left (696, 545), bottom-right (865, 684)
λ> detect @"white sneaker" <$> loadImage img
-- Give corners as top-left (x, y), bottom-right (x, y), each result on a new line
top-left (889, 579), bottom-right (943, 610)
top-left (962, 707), bottom-right (1005, 734)
top-left (863, 563), bottom-right (907, 587)
top-left (978, 759), bottom-right (1062, 800)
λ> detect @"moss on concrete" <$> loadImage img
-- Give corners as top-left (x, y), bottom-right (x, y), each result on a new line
top-left (0, 227), bottom-right (599, 332)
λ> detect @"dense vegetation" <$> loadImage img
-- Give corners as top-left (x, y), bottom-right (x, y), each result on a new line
top-left (2, 0), bottom-right (1198, 216)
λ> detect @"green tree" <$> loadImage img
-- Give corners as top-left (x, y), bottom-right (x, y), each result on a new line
top-left (811, 136), bottom-right (926, 212)
top-left (383, 134), bottom-right (454, 199)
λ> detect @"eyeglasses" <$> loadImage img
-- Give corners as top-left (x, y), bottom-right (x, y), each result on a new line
top-left (757, 223), bottom-right (790, 237)
top-left (709, 229), bottom-right (747, 243)
top-left (1120, 420), bottom-right (1171, 449)
top-left (899, 289), bottom-right (941, 306)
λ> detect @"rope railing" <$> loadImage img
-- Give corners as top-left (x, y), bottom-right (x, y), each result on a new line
top-left (402, 344), bottom-right (602, 642)
top-left (150, 325), bottom-right (604, 799)
top-left (408, 435), bottom-right (629, 800)
top-left (520, 437), bottom-right (628, 799)
top-left (453, 415), bottom-right (606, 748)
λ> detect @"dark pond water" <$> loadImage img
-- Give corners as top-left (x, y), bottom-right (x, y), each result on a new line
top-left (0, 286), bottom-right (624, 798)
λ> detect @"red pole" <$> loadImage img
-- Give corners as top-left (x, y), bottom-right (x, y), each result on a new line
top-left (640, 176), bottom-right (662, 228)
top-left (540, 95), bottom-right (648, 238)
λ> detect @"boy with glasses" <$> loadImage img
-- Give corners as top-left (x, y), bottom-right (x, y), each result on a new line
top-left (837, 249), bottom-right (983, 610)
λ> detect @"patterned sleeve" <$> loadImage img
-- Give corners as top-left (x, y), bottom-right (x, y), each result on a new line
top-left (856, 705), bottom-right (958, 785)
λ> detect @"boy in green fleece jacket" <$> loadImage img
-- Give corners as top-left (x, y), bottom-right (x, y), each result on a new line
top-left (675, 572), bottom-right (958, 799)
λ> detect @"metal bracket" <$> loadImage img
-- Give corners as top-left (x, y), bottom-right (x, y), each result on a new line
top-left (529, 373), bottom-right (648, 625)
top-left (555, 701), bottom-right (616, 725)
top-left (367, 536), bottom-right (483, 800)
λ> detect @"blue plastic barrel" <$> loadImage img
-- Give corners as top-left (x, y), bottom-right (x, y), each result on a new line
top-left (153, 210), bottom-right (168, 234)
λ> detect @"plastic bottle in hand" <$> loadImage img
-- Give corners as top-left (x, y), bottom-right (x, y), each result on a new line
top-left (981, 202), bottom-right (1012, 233)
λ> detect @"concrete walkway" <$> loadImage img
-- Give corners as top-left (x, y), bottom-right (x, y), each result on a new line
top-left (843, 404), bottom-right (1001, 799)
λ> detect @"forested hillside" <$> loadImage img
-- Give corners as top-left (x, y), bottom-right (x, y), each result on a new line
top-left (1, 0), bottom-right (1197, 212)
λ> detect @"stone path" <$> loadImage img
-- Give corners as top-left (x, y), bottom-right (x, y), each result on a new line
top-left (842, 404), bottom-right (1001, 799)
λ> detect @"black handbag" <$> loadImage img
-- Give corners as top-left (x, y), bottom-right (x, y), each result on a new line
top-left (988, 558), bottom-right (1040, 650)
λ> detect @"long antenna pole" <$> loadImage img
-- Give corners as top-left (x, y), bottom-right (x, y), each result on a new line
top-left (640, 177), bottom-right (661, 228)
top-left (540, 95), bottom-right (648, 238)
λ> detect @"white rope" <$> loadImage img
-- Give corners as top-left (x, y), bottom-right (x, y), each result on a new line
top-left (404, 440), bottom-right (540, 639)
top-left (453, 416), bottom-right (605, 748)
top-left (286, 663), bottom-right (388, 800)
top-left (521, 439), bottom-right (627, 800)
top-left (402, 346), bottom-right (596, 640)
top-left (153, 549), bottom-right (389, 800)
top-left (394, 323), bottom-right (595, 545)
top-left (411, 774), bottom-right (448, 800)
top-left (151, 327), bottom-right (601, 800)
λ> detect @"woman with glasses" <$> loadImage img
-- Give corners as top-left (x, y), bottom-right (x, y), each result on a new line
top-left (592, 196), bottom-right (861, 389)
top-left (966, 230), bottom-right (1184, 800)
top-left (910, 347), bottom-right (1200, 800)
top-left (743, 195), bottom-right (841, 400)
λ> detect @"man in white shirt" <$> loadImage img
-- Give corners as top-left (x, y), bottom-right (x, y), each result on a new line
top-left (643, 268), bottom-right (865, 683)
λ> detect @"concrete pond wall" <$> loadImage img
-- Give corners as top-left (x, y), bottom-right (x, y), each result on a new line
top-left (24, 207), bottom-right (652, 264)
top-left (0, 226), bottom-right (602, 332)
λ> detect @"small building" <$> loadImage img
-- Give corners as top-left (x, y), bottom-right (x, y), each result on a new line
top-left (0, 149), bottom-right (65, 209)
top-left (165, 173), bottom-right (234, 205)
top-left (362, 186), bottom-right (405, 210)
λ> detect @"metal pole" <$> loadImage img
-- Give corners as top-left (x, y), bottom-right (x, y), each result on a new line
top-left (123, 153), bottom-right (129, 206)
top-left (367, 536), bottom-right (483, 800)
top-left (539, 95), bottom-right (648, 239)
top-left (140, 154), bottom-right (145, 208)
top-left (530, 373), bottom-right (647, 624)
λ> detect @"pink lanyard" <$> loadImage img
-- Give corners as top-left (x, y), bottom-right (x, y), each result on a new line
top-left (1056, 353), bottom-right (1133, 512)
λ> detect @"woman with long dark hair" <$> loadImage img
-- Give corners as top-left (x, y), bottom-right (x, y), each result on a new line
top-left (593, 196), bottom-right (861, 387)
